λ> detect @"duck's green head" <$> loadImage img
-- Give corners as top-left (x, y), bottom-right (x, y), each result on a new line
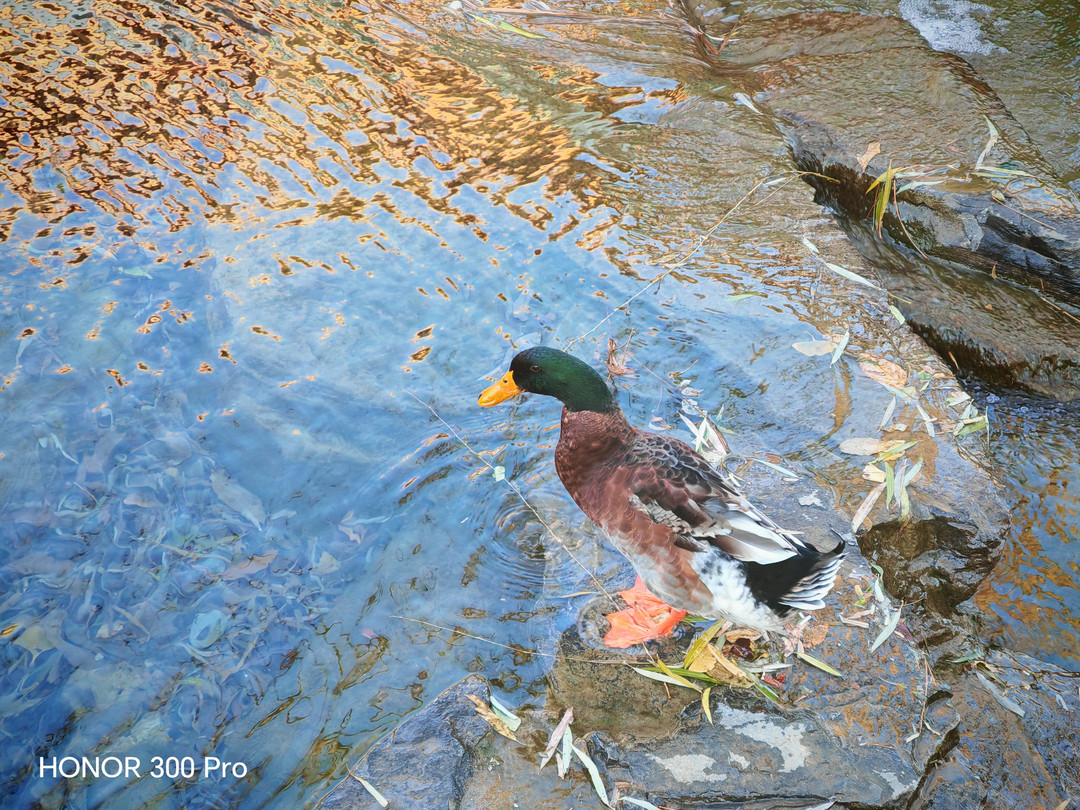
top-left (479, 346), bottom-right (617, 413)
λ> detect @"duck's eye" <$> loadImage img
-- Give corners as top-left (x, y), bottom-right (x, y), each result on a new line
top-left (530, 364), bottom-right (541, 372)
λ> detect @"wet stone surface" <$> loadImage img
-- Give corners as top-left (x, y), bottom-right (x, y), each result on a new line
top-left (705, 10), bottom-right (1080, 400)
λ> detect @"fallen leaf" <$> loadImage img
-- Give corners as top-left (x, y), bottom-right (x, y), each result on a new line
top-left (683, 618), bottom-right (730, 670)
top-left (862, 464), bottom-right (886, 483)
top-left (489, 694), bottom-right (521, 731)
top-left (851, 482), bottom-right (886, 530)
top-left (858, 354), bottom-right (907, 389)
top-left (690, 643), bottom-right (751, 684)
top-left (792, 340), bottom-right (836, 357)
top-left (801, 623), bottom-right (830, 649)
top-left (467, 694), bottom-right (519, 741)
top-left (222, 551), bottom-right (277, 580)
top-left (540, 708), bottom-right (574, 770)
top-left (606, 338), bottom-right (634, 377)
top-left (974, 669), bottom-right (1025, 717)
top-left (796, 651), bottom-right (844, 678)
top-left (356, 776), bottom-right (388, 807)
top-left (839, 437), bottom-right (889, 456)
top-left (211, 468), bottom-right (266, 529)
top-left (858, 141), bottom-right (881, 171)
top-left (830, 330), bottom-right (850, 365)
top-left (869, 607), bottom-right (902, 653)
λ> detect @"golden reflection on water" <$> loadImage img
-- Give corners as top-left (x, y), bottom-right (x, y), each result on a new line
top-left (0, 0), bottom-right (603, 233)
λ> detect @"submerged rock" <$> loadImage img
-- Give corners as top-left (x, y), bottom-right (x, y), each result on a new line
top-left (910, 649), bottom-right (1080, 808)
top-left (698, 10), bottom-right (1080, 400)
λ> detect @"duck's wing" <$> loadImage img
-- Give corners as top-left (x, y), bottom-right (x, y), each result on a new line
top-left (623, 432), bottom-right (820, 566)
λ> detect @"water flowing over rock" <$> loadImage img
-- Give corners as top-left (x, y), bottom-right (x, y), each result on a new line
top-left (698, 10), bottom-right (1080, 400)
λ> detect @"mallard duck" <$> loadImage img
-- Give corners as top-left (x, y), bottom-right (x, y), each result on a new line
top-left (479, 346), bottom-right (845, 648)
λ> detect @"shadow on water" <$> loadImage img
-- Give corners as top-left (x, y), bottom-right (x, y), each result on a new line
top-left (2, 0), bottom-right (1079, 807)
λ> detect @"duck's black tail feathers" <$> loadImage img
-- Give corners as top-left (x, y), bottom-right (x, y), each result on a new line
top-left (744, 534), bottom-right (846, 613)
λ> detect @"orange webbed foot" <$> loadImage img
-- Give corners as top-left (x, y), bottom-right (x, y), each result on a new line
top-left (603, 577), bottom-right (689, 648)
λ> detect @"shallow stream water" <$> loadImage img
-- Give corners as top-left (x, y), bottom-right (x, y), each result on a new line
top-left (1, 0), bottom-right (1077, 807)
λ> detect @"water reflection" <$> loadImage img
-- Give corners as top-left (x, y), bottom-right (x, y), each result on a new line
top-left (3, 0), bottom-right (1079, 807)
top-left (972, 393), bottom-right (1080, 668)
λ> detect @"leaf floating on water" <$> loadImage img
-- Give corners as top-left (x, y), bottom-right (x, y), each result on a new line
top-left (494, 19), bottom-right (545, 38)
top-left (732, 92), bottom-right (761, 114)
top-left (888, 305), bottom-right (906, 324)
top-left (914, 401), bottom-right (936, 437)
top-left (467, 694), bottom-right (519, 741)
top-left (312, 551), bottom-right (340, 575)
top-left (701, 686), bottom-right (713, 725)
top-left (489, 694), bottom-right (521, 731)
top-left (572, 744), bottom-right (611, 807)
top-left (727, 292), bottom-right (762, 302)
top-left (862, 464), bottom-right (886, 483)
top-left (974, 669), bottom-right (1025, 717)
top-left (880, 396), bottom-right (897, 430)
top-left (830, 330), bottom-right (850, 366)
top-left (539, 707), bottom-right (573, 771)
top-left (792, 340), bottom-right (836, 357)
top-left (896, 179), bottom-right (945, 193)
top-left (869, 606), bottom-right (902, 653)
top-left (903, 459), bottom-right (924, 488)
top-left (492, 465), bottom-right (505, 482)
top-left (956, 414), bottom-right (989, 437)
top-left (975, 115), bottom-right (999, 171)
top-left (875, 439), bottom-right (919, 462)
top-left (356, 776), bottom-right (389, 808)
top-left (946, 391), bottom-right (972, 407)
top-left (796, 651), bottom-right (844, 678)
top-left (749, 457), bottom-right (799, 479)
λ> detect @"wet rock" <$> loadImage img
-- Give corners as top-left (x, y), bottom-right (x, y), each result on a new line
top-left (910, 649), bottom-right (1080, 808)
top-left (858, 507), bottom-right (1003, 635)
top-left (698, 10), bottom-right (1080, 400)
top-left (317, 674), bottom-right (494, 809)
top-left (554, 595), bottom-right (954, 808)
top-left (728, 12), bottom-right (1080, 300)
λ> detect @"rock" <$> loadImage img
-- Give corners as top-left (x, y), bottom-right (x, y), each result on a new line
top-left (696, 10), bottom-right (1080, 400)
top-left (909, 649), bottom-right (1080, 808)
top-left (546, 544), bottom-right (956, 807)
top-left (317, 674), bottom-right (494, 809)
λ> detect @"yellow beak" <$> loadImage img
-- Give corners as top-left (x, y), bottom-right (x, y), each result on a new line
top-left (479, 371), bottom-right (523, 407)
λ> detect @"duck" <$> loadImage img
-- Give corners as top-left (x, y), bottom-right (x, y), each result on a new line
top-left (479, 345), bottom-right (845, 648)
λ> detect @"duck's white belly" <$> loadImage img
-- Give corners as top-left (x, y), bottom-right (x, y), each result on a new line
top-left (690, 551), bottom-right (786, 631)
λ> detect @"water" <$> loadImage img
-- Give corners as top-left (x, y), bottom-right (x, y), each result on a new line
top-left (1, 0), bottom-right (1078, 807)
